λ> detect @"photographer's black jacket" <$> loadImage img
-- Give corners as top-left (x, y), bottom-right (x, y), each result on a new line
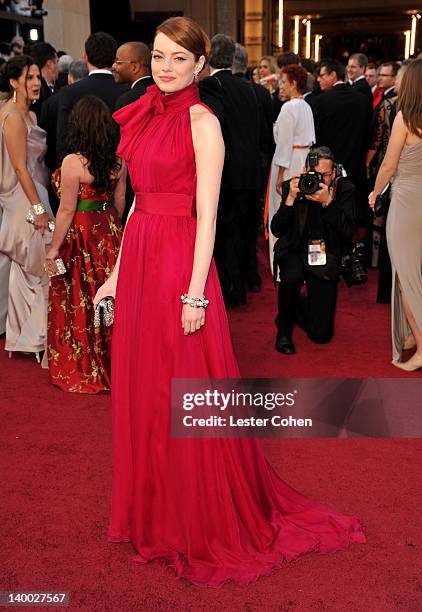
top-left (270, 177), bottom-right (356, 259)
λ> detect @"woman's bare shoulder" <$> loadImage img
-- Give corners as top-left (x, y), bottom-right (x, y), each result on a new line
top-left (190, 104), bottom-right (220, 132)
top-left (61, 153), bottom-right (86, 177)
top-left (1, 107), bottom-right (27, 128)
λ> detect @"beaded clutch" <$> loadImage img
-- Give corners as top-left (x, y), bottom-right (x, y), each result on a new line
top-left (46, 258), bottom-right (67, 277)
top-left (94, 297), bottom-right (115, 328)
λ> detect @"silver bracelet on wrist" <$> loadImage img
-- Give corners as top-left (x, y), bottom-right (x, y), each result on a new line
top-left (181, 294), bottom-right (209, 309)
top-left (31, 203), bottom-right (46, 216)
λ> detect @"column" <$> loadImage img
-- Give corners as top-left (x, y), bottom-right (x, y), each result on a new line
top-left (244, 0), bottom-right (265, 66)
top-left (43, 0), bottom-right (91, 58)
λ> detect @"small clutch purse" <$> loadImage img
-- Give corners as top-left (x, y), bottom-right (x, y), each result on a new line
top-left (374, 184), bottom-right (391, 218)
top-left (94, 297), bottom-right (115, 328)
top-left (46, 258), bottom-right (67, 277)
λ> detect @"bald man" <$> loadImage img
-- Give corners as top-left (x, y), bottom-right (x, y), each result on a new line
top-left (113, 41), bottom-right (154, 109)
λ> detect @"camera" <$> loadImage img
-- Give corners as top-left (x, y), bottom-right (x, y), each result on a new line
top-left (340, 243), bottom-right (368, 288)
top-left (298, 149), bottom-right (323, 196)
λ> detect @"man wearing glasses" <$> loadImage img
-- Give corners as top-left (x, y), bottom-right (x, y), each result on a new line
top-left (113, 42), bottom-right (154, 110)
top-left (271, 147), bottom-right (355, 355)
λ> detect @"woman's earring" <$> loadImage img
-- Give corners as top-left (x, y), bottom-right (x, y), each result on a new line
top-left (12, 88), bottom-right (17, 104)
top-left (193, 72), bottom-right (199, 81)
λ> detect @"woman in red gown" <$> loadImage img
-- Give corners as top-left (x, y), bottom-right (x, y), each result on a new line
top-left (94, 17), bottom-right (365, 587)
top-left (46, 96), bottom-right (125, 393)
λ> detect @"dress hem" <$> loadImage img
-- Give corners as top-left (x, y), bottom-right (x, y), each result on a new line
top-left (107, 523), bottom-right (366, 588)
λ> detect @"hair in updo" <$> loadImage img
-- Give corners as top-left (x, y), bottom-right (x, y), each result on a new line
top-left (281, 64), bottom-right (308, 94)
top-left (155, 16), bottom-right (210, 67)
top-left (0, 55), bottom-right (38, 96)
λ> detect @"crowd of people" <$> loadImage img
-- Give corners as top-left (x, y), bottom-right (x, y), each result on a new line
top-left (0, 25), bottom-right (422, 398)
top-left (2, 13), bottom-right (422, 587)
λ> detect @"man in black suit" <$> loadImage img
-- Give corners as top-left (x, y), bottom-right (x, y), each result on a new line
top-left (312, 59), bottom-right (370, 263)
top-left (30, 42), bottom-right (59, 121)
top-left (39, 60), bottom-right (88, 214)
top-left (40, 60), bottom-right (88, 174)
top-left (347, 53), bottom-right (373, 105)
top-left (56, 32), bottom-right (127, 162)
top-left (231, 42), bottom-right (274, 293)
top-left (113, 41), bottom-right (154, 110)
top-left (199, 35), bottom-right (261, 306)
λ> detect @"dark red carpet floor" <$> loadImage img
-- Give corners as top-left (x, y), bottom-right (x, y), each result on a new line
top-left (1, 249), bottom-right (421, 611)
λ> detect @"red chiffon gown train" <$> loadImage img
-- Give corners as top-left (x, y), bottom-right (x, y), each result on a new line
top-left (109, 83), bottom-right (365, 587)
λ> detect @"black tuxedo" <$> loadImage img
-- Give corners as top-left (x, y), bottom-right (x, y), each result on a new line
top-left (115, 76), bottom-right (155, 110)
top-left (39, 91), bottom-right (60, 171)
top-left (199, 70), bottom-right (260, 190)
top-left (199, 69), bottom-right (261, 304)
top-left (39, 91), bottom-right (61, 214)
top-left (304, 91), bottom-right (318, 109)
top-left (56, 72), bottom-right (127, 162)
top-left (32, 76), bottom-right (53, 122)
top-left (351, 77), bottom-right (373, 105)
top-left (312, 83), bottom-right (369, 180)
top-left (312, 83), bottom-right (370, 226)
top-left (233, 73), bottom-right (274, 164)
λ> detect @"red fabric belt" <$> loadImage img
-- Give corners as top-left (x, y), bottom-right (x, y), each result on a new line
top-left (135, 192), bottom-right (196, 217)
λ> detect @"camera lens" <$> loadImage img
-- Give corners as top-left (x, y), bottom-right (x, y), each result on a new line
top-left (299, 173), bottom-right (320, 195)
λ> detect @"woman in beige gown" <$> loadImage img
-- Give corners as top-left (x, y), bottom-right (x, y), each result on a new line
top-left (0, 55), bottom-right (53, 359)
top-left (369, 60), bottom-right (422, 370)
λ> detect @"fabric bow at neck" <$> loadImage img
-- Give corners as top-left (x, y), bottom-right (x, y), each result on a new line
top-left (148, 86), bottom-right (166, 115)
top-left (146, 83), bottom-right (200, 116)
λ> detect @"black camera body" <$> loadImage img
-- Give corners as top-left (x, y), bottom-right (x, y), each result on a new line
top-left (298, 150), bottom-right (323, 196)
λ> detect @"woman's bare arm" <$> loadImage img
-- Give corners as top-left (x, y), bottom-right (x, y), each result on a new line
top-left (181, 105), bottom-right (225, 335)
top-left (189, 107), bottom-right (224, 295)
top-left (113, 159), bottom-right (127, 219)
top-left (4, 112), bottom-right (50, 230)
top-left (49, 154), bottom-right (81, 251)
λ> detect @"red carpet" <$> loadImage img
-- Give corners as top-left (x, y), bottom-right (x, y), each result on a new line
top-left (1, 249), bottom-right (421, 611)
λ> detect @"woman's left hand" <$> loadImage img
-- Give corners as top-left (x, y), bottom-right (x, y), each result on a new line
top-left (45, 246), bottom-right (60, 275)
top-left (181, 304), bottom-right (205, 335)
top-left (368, 191), bottom-right (377, 209)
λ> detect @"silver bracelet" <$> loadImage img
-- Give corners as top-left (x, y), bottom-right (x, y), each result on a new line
top-left (181, 294), bottom-right (209, 309)
top-left (31, 203), bottom-right (46, 216)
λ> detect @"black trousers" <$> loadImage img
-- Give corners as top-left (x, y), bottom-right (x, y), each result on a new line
top-left (214, 187), bottom-right (260, 304)
top-left (277, 251), bottom-right (338, 344)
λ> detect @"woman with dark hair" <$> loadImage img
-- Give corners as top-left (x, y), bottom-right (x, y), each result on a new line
top-left (267, 64), bottom-right (315, 273)
top-left (0, 54), bottom-right (53, 360)
top-left (370, 59), bottom-right (422, 370)
top-left (45, 95), bottom-right (125, 393)
top-left (95, 17), bottom-right (364, 586)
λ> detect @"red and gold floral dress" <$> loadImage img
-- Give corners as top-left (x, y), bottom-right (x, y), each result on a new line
top-left (47, 169), bottom-right (123, 393)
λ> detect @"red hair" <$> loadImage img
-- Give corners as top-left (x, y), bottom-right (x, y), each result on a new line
top-left (155, 17), bottom-right (210, 63)
top-left (282, 64), bottom-right (308, 94)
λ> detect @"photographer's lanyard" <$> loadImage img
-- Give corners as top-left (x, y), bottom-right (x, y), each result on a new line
top-left (307, 203), bottom-right (326, 266)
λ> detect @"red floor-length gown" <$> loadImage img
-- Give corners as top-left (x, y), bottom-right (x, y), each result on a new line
top-left (109, 83), bottom-right (365, 587)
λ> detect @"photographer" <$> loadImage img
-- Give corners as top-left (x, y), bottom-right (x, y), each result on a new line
top-left (271, 147), bottom-right (355, 354)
